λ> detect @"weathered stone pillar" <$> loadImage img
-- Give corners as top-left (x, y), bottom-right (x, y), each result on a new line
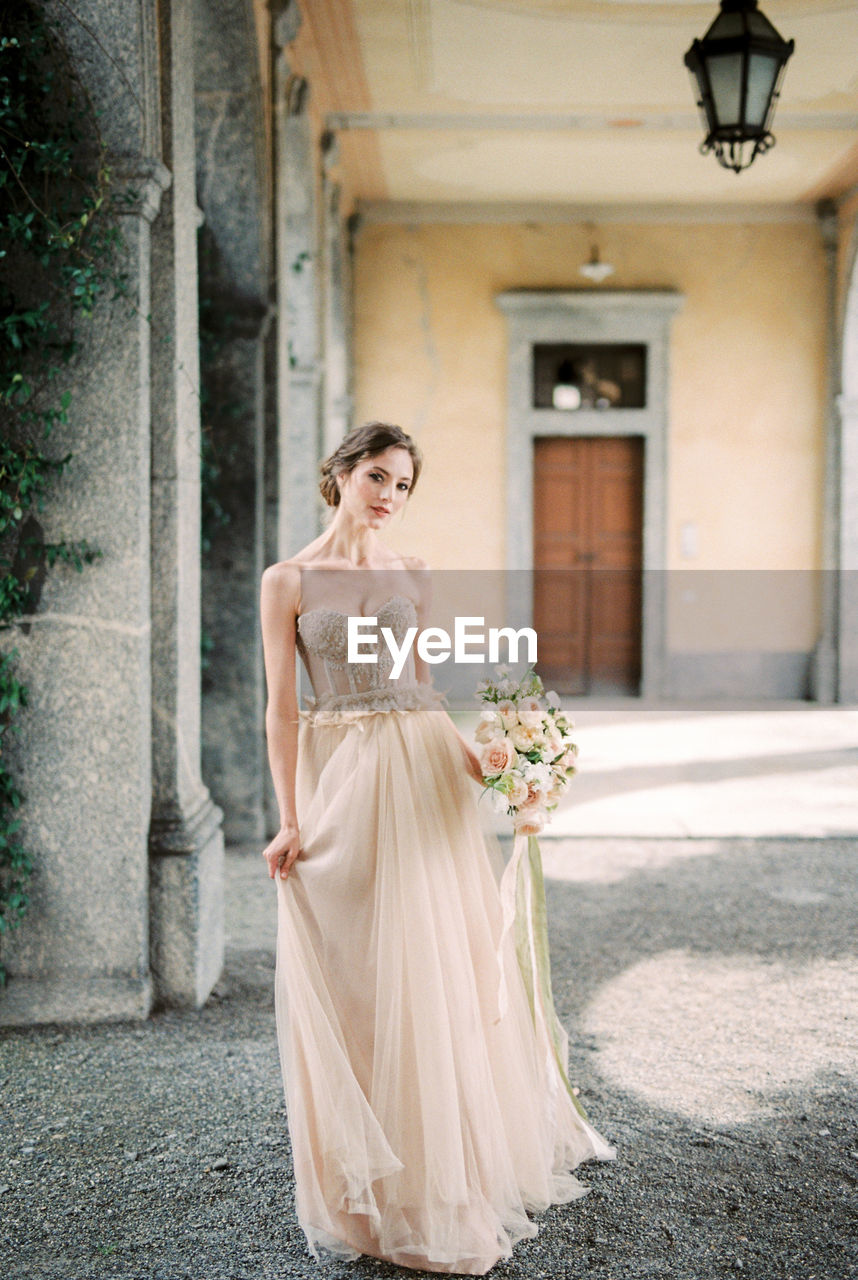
top-left (148, 0), bottom-right (224, 1007)
top-left (0, 156), bottom-right (169, 1024)
top-left (810, 201), bottom-right (840, 702)
top-left (193, 0), bottom-right (272, 842)
top-left (199, 302), bottom-right (271, 843)
top-left (0, 0), bottom-right (172, 1023)
top-left (275, 37), bottom-right (322, 558)
top-left (322, 136), bottom-right (353, 454)
top-left (837, 216), bottom-right (858, 703)
top-left (837, 394), bottom-right (858, 701)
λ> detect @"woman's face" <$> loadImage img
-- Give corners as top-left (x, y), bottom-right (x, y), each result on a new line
top-left (337, 446), bottom-right (414, 527)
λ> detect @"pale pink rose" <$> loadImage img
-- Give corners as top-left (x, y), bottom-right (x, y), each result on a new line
top-left (544, 732), bottom-right (564, 760)
top-left (480, 737), bottom-right (517, 778)
top-left (496, 698), bottom-right (519, 729)
top-left (517, 696), bottom-right (544, 729)
top-left (524, 780), bottom-right (549, 804)
top-left (511, 723), bottom-right (543, 752)
top-left (559, 745), bottom-right (579, 770)
top-left (513, 805), bottom-right (546, 836)
top-left (506, 774), bottom-right (529, 807)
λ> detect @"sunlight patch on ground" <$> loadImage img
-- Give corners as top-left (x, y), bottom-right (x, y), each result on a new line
top-left (582, 950), bottom-right (858, 1124)
top-left (548, 764), bottom-right (858, 838)
top-left (539, 837), bottom-right (724, 883)
top-left (570, 707), bottom-right (858, 774)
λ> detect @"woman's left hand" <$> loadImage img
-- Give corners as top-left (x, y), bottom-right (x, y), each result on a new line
top-left (459, 735), bottom-right (485, 785)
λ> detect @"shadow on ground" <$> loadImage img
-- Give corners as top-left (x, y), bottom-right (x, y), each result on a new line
top-left (1, 837), bottom-right (855, 1280)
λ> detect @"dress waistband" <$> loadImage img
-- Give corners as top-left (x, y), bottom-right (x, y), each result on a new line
top-left (299, 683), bottom-right (446, 727)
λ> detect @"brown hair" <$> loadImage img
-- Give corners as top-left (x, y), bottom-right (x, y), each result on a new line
top-left (319, 421), bottom-right (423, 507)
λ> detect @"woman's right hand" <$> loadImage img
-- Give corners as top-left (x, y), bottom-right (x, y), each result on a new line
top-left (263, 823), bottom-right (303, 881)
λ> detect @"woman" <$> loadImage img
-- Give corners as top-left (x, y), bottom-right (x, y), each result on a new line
top-left (260, 421), bottom-right (614, 1274)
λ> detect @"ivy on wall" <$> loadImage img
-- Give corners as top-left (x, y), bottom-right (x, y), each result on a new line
top-left (0, 2), bottom-right (119, 984)
top-left (0, 3), bottom-right (233, 987)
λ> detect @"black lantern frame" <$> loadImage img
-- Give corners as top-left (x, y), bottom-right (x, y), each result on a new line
top-left (685, 0), bottom-right (794, 174)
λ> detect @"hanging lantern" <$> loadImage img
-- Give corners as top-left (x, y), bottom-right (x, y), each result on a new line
top-left (684, 0), bottom-right (794, 173)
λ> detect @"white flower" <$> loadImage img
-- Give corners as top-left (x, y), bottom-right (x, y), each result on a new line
top-left (490, 786), bottom-right (510, 815)
top-left (521, 760), bottom-right (552, 793)
top-left (496, 698), bottom-right (518, 729)
top-left (511, 723), bottom-right (543, 752)
top-left (517, 696), bottom-right (544, 729)
top-left (547, 774), bottom-right (568, 802)
top-left (474, 706), bottom-right (502, 743)
top-left (506, 773), bottom-right (529, 807)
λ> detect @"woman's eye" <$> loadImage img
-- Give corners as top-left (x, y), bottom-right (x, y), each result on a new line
top-left (369, 472), bottom-right (382, 482)
top-left (397, 482), bottom-right (410, 492)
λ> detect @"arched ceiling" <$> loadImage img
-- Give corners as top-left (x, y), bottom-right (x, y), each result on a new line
top-left (295, 0), bottom-right (858, 210)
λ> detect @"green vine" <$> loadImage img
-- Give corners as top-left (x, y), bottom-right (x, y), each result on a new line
top-left (0, 2), bottom-right (120, 984)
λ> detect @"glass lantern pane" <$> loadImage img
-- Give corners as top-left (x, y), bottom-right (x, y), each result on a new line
top-left (746, 52), bottom-right (780, 128)
top-left (708, 52), bottom-right (744, 128)
top-left (708, 10), bottom-right (744, 39)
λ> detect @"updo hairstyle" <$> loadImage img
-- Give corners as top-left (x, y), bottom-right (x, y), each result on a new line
top-left (319, 421), bottom-right (423, 508)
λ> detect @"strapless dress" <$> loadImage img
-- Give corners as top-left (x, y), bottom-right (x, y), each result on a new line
top-left (274, 594), bottom-right (614, 1274)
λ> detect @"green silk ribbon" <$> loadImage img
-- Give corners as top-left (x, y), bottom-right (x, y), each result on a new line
top-left (500, 833), bottom-right (589, 1120)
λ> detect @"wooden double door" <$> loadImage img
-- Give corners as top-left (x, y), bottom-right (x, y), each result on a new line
top-left (533, 436), bottom-right (643, 696)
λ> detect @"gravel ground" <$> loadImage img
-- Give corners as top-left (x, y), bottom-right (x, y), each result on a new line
top-left (1, 836), bottom-right (856, 1280)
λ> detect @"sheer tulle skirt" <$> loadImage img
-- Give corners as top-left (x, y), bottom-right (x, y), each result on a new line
top-left (275, 704), bottom-right (614, 1274)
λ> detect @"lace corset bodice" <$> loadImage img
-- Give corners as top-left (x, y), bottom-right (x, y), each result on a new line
top-left (297, 594), bottom-right (438, 721)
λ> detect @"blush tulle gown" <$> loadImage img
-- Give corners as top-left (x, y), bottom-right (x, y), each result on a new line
top-left (274, 586), bottom-right (614, 1274)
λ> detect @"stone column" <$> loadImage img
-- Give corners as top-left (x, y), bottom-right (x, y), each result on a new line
top-left (837, 394), bottom-right (858, 701)
top-left (194, 0), bottom-right (273, 843)
top-left (0, 158), bottom-right (169, 1025)
top-left (322, 135), bottom-right (353, 454)
top-left (274, 50), bottom-right (323, 558)
top-left (199, 302), bottom-right (271, 844)
top-left (148, 0), bottom-right (224, 1008)
top-left (836, 213), bottom-right (858, 703)
top-left (810, 202), bottom-right (840, 702)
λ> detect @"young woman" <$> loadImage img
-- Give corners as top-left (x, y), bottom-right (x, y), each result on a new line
top-left (260, 421), bottom-right (613, 1274)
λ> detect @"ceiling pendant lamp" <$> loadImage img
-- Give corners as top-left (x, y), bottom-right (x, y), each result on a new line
top-left (684, 0), bottom-right (795, 174)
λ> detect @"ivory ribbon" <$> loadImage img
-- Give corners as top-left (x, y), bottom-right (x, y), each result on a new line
top-left (497, 833), bottom-right (589, 1120)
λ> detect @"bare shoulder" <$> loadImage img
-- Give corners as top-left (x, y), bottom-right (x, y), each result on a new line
top-left (400, 554), bottom-right (429, 572)
top-left (260, 559), bottom-right (301, 613)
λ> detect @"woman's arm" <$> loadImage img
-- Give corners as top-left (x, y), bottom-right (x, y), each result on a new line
top-left (260, 562), bottom-right (303, 880)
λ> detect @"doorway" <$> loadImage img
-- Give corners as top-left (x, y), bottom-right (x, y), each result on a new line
top-left (533, 435), bottom-right (644, 695)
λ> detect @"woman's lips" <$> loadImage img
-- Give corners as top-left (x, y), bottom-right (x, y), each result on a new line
top-left (372, 506), bottom-right (390, 517)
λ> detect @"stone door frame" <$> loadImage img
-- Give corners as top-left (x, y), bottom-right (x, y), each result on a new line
top-left (495, 289), bottom-right (682, 699)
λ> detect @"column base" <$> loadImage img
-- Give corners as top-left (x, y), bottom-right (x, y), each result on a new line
top-left (0, 974), bottom-right (152, 1027)
top-left (149, 792), bottom-right (225, 1008)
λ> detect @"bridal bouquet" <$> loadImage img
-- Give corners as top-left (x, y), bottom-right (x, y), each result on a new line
top-left (474, 668), bottom-right (588, 1118)
top-left (474, 668), bottom-right (578, 836)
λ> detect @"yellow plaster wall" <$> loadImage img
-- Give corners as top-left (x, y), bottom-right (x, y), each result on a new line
top-left (354, 220), bottom-right (826, 572)
top-left (353, 220), bottom-right (827, 650)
